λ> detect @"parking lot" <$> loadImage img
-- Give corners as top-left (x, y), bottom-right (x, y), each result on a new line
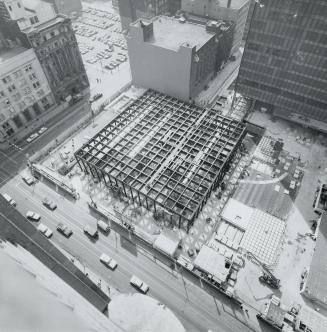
top-left (73, 5), bottom-right (128, 73)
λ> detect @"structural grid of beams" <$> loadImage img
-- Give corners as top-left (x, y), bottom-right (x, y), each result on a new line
top-left (75, 90), bottom-right (246, 230)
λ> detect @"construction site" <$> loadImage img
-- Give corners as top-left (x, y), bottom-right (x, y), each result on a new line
top-left (75, 89), bottom-right (246, 230)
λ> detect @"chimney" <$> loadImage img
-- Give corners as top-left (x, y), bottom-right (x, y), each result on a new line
top-left (227, 0), bottom-right (232, 8)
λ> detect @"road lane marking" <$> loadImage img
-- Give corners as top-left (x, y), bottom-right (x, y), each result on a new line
top-left (0, 150), bottom-right (19, 165)
top-left (10, 182), bottom-right (251, 331)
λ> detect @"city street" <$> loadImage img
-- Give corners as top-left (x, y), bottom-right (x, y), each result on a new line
top-left (0, 175), bottom-right (275, 332)
top-left (0, 99), bottom-right (91, 187)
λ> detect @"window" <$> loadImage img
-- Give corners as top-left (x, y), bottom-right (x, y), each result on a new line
top-left (8, 84), bottom-right (16, 93)
top-left (8, 5), bottom-right (12, 11)
top-left (33, 81), bottom-right (40, 89)
top-left (30, 17), bottom-right (35, 25)
top-left (12, 115), bottom-right (23, 128)
top-left (34, 16), bottom-right (39, 23)
top-left (0, 90), bottom-right (5, 98)
top-left (50, 31), bottom-right (55, 38)
top-left (29, 73), bottom-right (37, 80)
top-left (2, 76), bottom-right (11, 84)
top-left (17, 2), bottom-right (21, 8)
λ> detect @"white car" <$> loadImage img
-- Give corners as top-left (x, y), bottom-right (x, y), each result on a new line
top-left (130, 275), bottom-right (149, 293)
top-left (37, 223), bottom-right (53, 238)
top-left (38, 127), bottom-right (48, 135)
top-left (99, 253), bottom-right (118, 270)
top-left (26, 133), bottom-right (39, 143)
top-left (26, 211), bottom-right (41, 221)
top-left (22, 176), bottom-right (35, 186)
top-left (2, 193), bottom-right (16, 207)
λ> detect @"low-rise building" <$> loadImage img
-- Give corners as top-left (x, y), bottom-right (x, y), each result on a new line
top-left (181, 0), bottom-right (250, 53)
top-left (0, 47), bottom-right (55, 142)
top-left (127, 16), bottom-right (233, 101)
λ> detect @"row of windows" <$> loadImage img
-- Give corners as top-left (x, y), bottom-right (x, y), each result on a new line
top-left (30, 15), bottom-right (39, 25)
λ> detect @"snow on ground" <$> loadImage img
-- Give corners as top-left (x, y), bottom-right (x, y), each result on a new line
top-left (0, 241), bottom-right (122, 332)
top-left (108, 293), bottom-right (185, 332)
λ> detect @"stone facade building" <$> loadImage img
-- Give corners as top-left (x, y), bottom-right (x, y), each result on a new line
top-left (0, 0), bottom-right (89, 103)
top-left (0, 47), bottom-right (55, 142)
top-left (23, 15), bottom-right (89, 102)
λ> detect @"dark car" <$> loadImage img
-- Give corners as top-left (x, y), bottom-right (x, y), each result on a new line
top-left (89, 93), bottom-right (103, 103)
top-left (57, 222), bottom-right (73, 237)
top-left (42, 198), bottom-right (57, 210)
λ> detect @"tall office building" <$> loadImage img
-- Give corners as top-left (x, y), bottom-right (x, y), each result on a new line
top-left (236, 0), bottom-right (327, 132)
top-left (118, 0), bottom-right (181, 30)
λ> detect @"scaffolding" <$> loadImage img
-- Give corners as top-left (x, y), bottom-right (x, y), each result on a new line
top-left (75, 90), bottom-right (246, 230)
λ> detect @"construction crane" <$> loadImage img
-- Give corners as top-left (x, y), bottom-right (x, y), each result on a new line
top-left (245, 251), bottom-right (280, 289)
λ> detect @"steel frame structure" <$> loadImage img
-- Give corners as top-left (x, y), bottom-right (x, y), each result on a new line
top-left (75, 90), bottom-right (246, 230)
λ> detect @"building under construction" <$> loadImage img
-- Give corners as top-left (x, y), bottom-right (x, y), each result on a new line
top-left (75, 90), bottom-right (246, 230)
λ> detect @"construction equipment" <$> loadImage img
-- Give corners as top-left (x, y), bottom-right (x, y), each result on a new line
top-left (246, 251), bottom-right (281, 289)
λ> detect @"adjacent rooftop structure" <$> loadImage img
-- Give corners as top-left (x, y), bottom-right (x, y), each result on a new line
top-left (75, 90), bottom-right (246, 230)
top-left (144, 16), bottom-right (214, 51)
top-left (302, 213), bottom-right (327, 310)
top-left (127, 16), bottom-right (234, 101)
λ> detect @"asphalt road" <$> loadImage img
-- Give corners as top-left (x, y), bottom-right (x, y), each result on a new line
top-left (0, 99), bottom-right (91, 186)
top-left (0, 175), bottom-right (272, 332)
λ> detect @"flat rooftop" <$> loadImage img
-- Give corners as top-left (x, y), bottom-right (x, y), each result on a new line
top-left (75, 90), bottom-right (245, 228)
top-left (0, 46), bottom-right (28, 64)
top-left (303, 213), bottom-right (327, 307)
top-left (138, 16), bottom-right (215, 51)
top-left (216, 0), bottom-right (249, 9)
top-left (22, 15), bottom-right (65, 33)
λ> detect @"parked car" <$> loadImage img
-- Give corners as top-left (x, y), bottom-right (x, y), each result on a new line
top-left (130, 275), bottom-right (149, 294)
top-left (97, 219), bottom-right (110, 233)
top-left (42, 198), bottom-right (57, 210)
top-left (99, 253), bottom-right (117, 270)
top-left (37, 223), bottom-right (53, 238)
top-left (2, 193), bottom-right (16, 207)
top-left (89, 93), bottom-right (103, 103)
top-left (187, 248), bottom-right (195, 257)
top-left (26, 133), bottom-right (39, 143)
top-left (38, 127), bottom-right (48, 135)
top-left (57, 222), bottom-right (73, 237)
top-left (26, 211), bottom-right (41, 221)
top-left (22, 176), bottom-right (35, 186)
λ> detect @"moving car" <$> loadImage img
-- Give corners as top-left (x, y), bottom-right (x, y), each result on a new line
top-left (37, 223), bottom-right (53, 238)
top-left (26, 133), bottom-right (39, 143)
top-left (83, 225), bottom-right (98, 238)
top-left (57, 222), bottom-right (73, 237)
top-left (26, 211), bottom-right (41, 221)
top-left (97, 220), bottom-right (110, 233)
top-left (2, 193), bottom-right (16, 207)
top-left (42, 198), bottom-right (57, 210)
top-left (130, 275), bottom-right (149, 294)
top-left (22, 176), bottom-right (35, 186)
top-left (38, 127), bottom-right (48, 135)
top-left (99, 253), bottom-right (117, 270)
